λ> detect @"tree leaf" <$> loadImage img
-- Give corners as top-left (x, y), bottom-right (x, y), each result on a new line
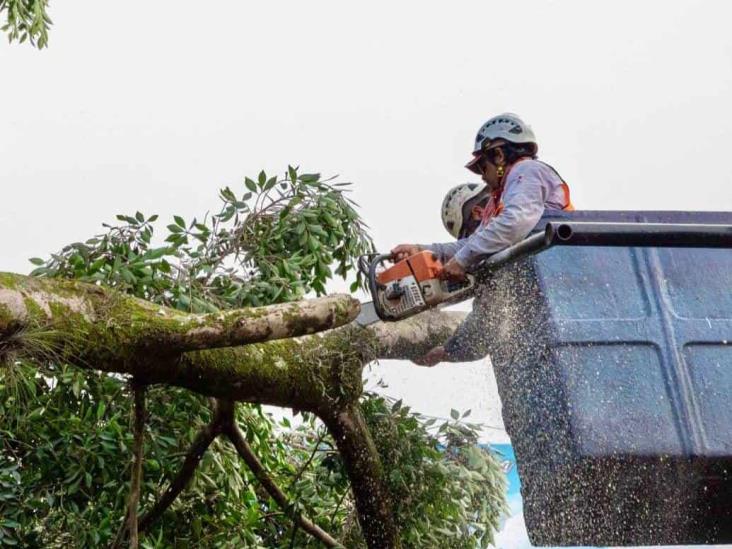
top-left (96, 402), bottom-right (106, 420)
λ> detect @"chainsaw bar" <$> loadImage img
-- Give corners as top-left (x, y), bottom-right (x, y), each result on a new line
top-left (354, 301), bottom-right (380, 327)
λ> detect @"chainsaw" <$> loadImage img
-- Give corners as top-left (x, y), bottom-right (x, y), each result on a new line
top-left (352, 222), bottom-right (562, 326)
top-left (354, 250), bottom-right (476, 326)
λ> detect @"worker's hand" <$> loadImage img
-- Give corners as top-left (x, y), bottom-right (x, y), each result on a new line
top-left (441, 258), bottom-right (467, 281)
top-left (412, 346), bottom-right (449, 367)
top-left (390, 244), bottom-right (423, 262)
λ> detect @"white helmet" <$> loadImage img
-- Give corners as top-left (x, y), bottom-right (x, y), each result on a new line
top-left (441, 183), bottom-right (487, 238)
top-left (466, 113), bottom-right (538, 173)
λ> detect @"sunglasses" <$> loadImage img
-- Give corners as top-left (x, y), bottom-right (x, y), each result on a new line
top-left (467, 153), bottom-right (493, 175)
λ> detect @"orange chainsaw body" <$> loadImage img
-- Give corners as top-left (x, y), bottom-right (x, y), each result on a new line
top-left (377, 250), bottom-right (443, 285)
top-left (372, 251), bottom-right (475, 321)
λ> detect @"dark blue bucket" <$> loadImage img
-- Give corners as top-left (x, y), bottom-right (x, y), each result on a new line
top-left (486, 211), bottom-right (732, 546)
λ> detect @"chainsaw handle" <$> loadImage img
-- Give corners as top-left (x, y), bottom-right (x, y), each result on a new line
top-left (362, 253), bottom-right (396, 322)
top-left (367, 253), bottom-right (393, 291)
top-left (358, 253), bottom-right (393, 283)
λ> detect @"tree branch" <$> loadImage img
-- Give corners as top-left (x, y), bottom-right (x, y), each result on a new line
top-left (114, 382), bottom-right (146, 549)
top-left (369, 309), bottom-right (466, 360)
top-left (288, 430), bottom-right (325, 491)
top-left (321, 403), bottom-right (400, 549)
top-left (329, 488), bottom-right (350, 531)
top-left (137, 404), bottom-right (226, 533)
top-left (1, 273), bottom-right (466, 416)
top-left (222, 404), bottom-right (340, 548)
top-left (0, 273), bottom-right (359, 354)
top-left (149, 294), bottom-right (361, 354)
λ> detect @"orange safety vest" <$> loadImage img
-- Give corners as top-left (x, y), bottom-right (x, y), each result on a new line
top-left (480, 159), bottom-right (574, 225)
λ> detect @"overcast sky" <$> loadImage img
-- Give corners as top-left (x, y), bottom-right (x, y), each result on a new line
top-left (2, 1), bottom-right (731, 547)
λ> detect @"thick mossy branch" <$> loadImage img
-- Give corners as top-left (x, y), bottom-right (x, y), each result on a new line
top-left (172, 325), bottom-right (371, 411)
top-left (0, 272), bottom-right (359, 354)
top-left (370, 309), bottom-right (466, 360)
top-left (148, 294), bottom-right (360, 354)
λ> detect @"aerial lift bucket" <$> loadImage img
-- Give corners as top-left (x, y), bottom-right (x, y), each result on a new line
top-left (474, 211), bottom-right (732, 546)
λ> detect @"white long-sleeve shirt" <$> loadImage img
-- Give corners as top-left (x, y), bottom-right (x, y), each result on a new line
top-left (424, 159), bottom-right (570, 267)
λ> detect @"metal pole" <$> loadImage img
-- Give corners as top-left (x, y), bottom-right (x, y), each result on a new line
top-left (546, 221), bottom-right (732, 248)
top-left (471, 224), bottom-right (557, 274)
top-left (472, 221), bottom-right (732, 277)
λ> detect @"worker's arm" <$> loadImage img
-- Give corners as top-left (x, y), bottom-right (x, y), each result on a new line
top-left (420, 239), bottom-right (467, 263)
top-left (392, 239), bottom-right (467, 263)
top-left (452, 165), bottom-right (548, 268)
top-left (412, 304), bottom-right (492, 365)
top-left (442, 305), bottom-right (494, 362)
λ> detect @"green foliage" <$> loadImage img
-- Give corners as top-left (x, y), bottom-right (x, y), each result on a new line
top-left (2, 167), bottom-right (507, 547)
top-left (345, 396), bottom-right (508, 548)
top-left (0, 0), bottom-right (51, 48)
top-left (0, 360), bottom-right (347, 547)
top-left (30, 167), bottom-right (373, 309)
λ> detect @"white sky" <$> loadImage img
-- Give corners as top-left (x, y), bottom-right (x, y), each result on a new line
top-left (2, 1), bottom-right (732, 546)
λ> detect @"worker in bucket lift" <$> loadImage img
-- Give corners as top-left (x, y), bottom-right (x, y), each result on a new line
top-left (391, 113), bottom-right (574, 366)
